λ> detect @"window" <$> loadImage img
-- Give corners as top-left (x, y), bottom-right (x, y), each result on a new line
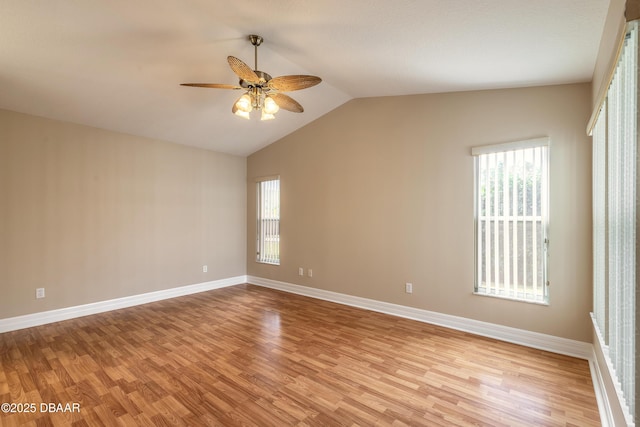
top-left (591, 20), bottom-right (638, 422)
top-left (256, 177), bottom-right (280, 265)
top-left (472, 138), bottom-right (549, 303)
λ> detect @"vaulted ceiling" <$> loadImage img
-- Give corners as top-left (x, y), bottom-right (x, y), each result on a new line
top-left (0, 0), bottom-right (609, 156)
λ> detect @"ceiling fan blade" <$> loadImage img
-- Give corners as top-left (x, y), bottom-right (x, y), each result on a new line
top-left (270, 93), bottom-right (304, 113)
top-left (227, 56), bottom-right (261, 83)
top-left (267, 75), bottom-right (321, 92)
top-left (181, 83), bottom-right (242, 89)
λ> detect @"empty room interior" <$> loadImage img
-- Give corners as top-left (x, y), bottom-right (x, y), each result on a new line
top-left (1, 0), bottom-right (639, 425)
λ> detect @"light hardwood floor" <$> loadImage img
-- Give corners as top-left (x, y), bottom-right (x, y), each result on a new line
top-left (0, 284), bottom-right (600, 426)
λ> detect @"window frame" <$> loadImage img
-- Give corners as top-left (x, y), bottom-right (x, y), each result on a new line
top-left (256, 176), bottom-right (280, 265)
top-left (472, 137), bottom-right (550, 304)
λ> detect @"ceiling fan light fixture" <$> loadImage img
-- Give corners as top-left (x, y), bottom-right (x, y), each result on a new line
top-left (235, 93), bottom-right (253, 113)
top-left (235, 109), bottom-right (251, 120)
top-left (263, 96), bottom-right (280, 115)
top-left (260, 111), bottom-right (276, 121)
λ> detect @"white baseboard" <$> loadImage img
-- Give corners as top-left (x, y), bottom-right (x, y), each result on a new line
top-left (247, 275), bottom-right (593, 360)
top-left (3, 274), bottom-right (592, 360)
top-left (590, 314), bottom-right (634, 427)
top-left (0, 275), bottom-right (247, 333)
top-left (589, 348), bottom-right (616, 427)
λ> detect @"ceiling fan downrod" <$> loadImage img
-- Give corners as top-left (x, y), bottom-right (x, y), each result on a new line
top-left (249, 35), bottom-right (263, 71)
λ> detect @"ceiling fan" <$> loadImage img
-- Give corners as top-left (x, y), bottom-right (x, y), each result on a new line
top-left (181, 35), bottom-right (322, 120)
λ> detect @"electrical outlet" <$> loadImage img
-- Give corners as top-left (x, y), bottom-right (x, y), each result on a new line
top-left (308, 269), bottom-right (313, 278)
top-left (298, 267), bottom-right (304, 276)
top-left (405, 283), bottom-right (413, 294)
top-left (36, 288), bottom-right (45, 299)
top-left (202, 265), bottom-right (208, 273)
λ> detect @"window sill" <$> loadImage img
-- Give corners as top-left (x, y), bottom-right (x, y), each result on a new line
top-left (473, 291), bottom-right (549, 306)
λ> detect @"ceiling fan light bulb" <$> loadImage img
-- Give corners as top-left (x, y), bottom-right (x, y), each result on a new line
top-left (263, 96), bottom-right (280, 115)
top-left (235, 110), bottom-right (251, 119)
top-left (235, 94), bottom-right (253, 113)
top-left (260, 111), bottom-right (276, 121)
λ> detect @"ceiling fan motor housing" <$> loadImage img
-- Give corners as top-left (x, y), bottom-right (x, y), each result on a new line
top-left (239, 71), bottom-right (272, 89)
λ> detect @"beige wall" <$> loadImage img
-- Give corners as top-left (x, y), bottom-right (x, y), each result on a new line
top-left (0, 109), bottom-right (246, 318)
top-left (247, 83), bottom-right (593, 342)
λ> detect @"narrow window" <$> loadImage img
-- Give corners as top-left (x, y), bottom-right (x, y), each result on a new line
top-left (473, 138), bottom-right (549, 303)
top-left (256, 177), bottom-right (280, 265)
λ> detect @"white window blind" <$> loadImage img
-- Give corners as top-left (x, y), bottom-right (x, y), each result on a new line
top-left (591, 20), bottom-right (638, 424)
top-left (256, 178), bottom-right (280, 265)
top-left (593, 99), bottom-right (607, 339)
top-left (473, 138), bottom-right (549, 303)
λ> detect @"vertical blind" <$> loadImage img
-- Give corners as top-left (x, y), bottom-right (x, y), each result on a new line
top-left (593, 100), bottom-right (607, 339)
top-left (472, 138), bottom-right (549, 303)
top-left (256, 178), bottom-right (280, 265)
top-left (592, 20), bottom-right (638, 423)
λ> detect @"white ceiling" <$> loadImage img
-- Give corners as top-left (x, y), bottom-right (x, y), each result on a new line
top-left (0, 0), bottom-right (609, 156)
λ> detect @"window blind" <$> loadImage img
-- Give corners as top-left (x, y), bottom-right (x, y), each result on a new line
top-left (256, 178), bottom-right (280, 265)
top-left (591, 20), bottom-right (638, 424)
top-left (593, 100), bottom-right (607, 341)
top-left (473, 138), bottom-right (549, 303)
